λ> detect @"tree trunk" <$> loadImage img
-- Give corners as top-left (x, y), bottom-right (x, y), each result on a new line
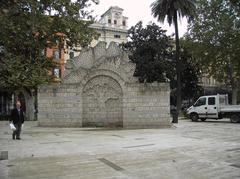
top-left (14, 91), bottom-right (20, 103)
top-left (226, 59), bottom-right (238, 105)
top-left (173, 10), bottom-right (181, 123)
top-left (232, 87), bottom-right (238, 105)
top-left (22, 90), bottom-right (35, 121)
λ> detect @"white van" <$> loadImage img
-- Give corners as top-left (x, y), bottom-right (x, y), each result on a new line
top-left (186, 94), bottom-right (240, 123)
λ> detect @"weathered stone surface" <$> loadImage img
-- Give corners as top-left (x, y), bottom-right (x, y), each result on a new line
top-left (82, 75), bottom-right (123, 127)
top-left (1, 120), bottom-right (240, 179)
top-left (38, 42), bottom-right (171, 128)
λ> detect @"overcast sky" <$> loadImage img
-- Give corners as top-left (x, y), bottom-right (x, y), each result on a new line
top-left (91, 0), bottom-right (188, 37)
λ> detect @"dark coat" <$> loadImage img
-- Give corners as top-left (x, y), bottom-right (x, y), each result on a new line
top-left (11, 108), bottom-right (25, 125)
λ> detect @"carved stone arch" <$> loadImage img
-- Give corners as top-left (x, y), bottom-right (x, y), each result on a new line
top-left (83, 69), bottom-right (125, 89)
top-left (82, 75), bottom-right (123, 127)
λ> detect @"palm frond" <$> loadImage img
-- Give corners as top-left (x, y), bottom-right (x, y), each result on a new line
top-left (151, 0), bottom-right (196, 25)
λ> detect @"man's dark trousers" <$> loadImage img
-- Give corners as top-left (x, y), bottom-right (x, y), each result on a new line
top-left (13, 123), bottom-right (22, 139)
top-left (11, 108), bottom-right (24, 140)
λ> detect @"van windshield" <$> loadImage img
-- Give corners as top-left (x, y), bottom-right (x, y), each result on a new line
top-left (194, 97), bottom-right (206, 107)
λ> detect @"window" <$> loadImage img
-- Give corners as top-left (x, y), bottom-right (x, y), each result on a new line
top-left (55, 39), bottom-right (60, 45)
top-left (206, 78), bottom-right (209, 84)
top-left (53, 49), bottom-right (61, 60)
top-left (194, 97), bottom-right (206, 107)
top-left (208, 97), bottom-right (215, 105)
top-left (53, 68), bottom-right (61, 78)
top-left (69, 52), bottom-right (74, 59)
top-left (114, 20), bottom-right (117, 25)
top-left (41, 49), bottom-right (46, 56)
top-left (108, 19), bottom-right (111, 24)
top-left (122, 20), bottom-right (126, 26)
top-left (114, 34), bottom-right (121, 38)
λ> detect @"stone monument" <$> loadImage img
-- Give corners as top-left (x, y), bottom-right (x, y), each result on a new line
top-left (38, 42), bottom-right (171, 128)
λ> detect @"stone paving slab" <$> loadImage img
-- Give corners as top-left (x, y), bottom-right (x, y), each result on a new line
top-left (0, 119), bottom-right (240, 179)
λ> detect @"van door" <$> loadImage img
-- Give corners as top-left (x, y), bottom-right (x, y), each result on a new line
top-left (193, 97), bottom-right (207, 118)
top-left (207, 97), bottom-right (218, 118)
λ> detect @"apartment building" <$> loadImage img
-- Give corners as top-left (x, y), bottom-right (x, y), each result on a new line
top-left (199, 74), bottom-right (229, 95)
top-left (45, 45), bottom-right (65, 79)
top-left (65, 6), bottom-right (128, 61)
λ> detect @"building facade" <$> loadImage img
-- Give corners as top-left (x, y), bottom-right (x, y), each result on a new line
top-left (199, 74), bottom-right (229, 95)
top-left (45, 45), bottom-right (65, 80)
top-left (91, 6), bottom-right (128, 46)
top-left (0, 91), bottom-right (13, 116)
top-left (65, 6), bottom-right (128, 61)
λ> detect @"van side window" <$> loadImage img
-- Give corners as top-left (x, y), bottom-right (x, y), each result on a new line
top-left (194, 97), bottom-right (206, 106)
top-left (208, 97), bottom-right (215, 105)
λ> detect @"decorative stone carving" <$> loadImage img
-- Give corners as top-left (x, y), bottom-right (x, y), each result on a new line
top-left (106, 42), bottom-right (122, 58)
top-left (63, 41), bottom-right (137, 85)
top-left (82, 75), bottom-right (123, 127)
top-left (38, 42), bottom-right (171, 128)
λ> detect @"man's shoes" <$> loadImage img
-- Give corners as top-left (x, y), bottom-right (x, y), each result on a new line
top-left (12, 135), bottom-right (15, 140)
top-left (16, 138), bottom-right (21, 140)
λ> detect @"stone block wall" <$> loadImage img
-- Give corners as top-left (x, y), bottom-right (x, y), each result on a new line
top-left (38, 84), bottom-right (83, 127)
top-left (123, 83), bottom-right (171, 128)
top-left (38, 82), bottom-right (171, 128)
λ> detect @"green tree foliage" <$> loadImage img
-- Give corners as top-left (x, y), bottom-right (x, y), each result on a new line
top-left (151, 0), bottom-right (196, 115)
top-left (0, 0), bottom-right (98, 120)
top-left (179, 46), bottom-right (203, 102)
top-left (167, 44), bottom-right (203, 106)
top-left (123, 22), bottom-right (202, 105)
top-left (123, 21), bottom-right (173, 83)
top-left (186, 0), bottom-right (240, 104)
top-left (0, 0), bottom-right (98, 91)
top-left (230, 0), bottom-right (240, 11)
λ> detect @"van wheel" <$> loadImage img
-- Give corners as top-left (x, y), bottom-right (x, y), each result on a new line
top-left (190, 113), bottom-right (198, 122)
top-left (201, 118), bottom-right (206, 122)
top-left (230, 114), bottom-right (240, 123)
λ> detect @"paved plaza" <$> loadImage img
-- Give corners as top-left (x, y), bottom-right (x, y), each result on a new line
top-left (0, 119), bottom-right (239, 179)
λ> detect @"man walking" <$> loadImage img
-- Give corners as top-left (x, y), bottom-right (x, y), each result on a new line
top-left (10, 100), bottom-right (24, 140)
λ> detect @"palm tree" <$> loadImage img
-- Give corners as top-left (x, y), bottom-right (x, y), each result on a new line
top-left (151, 0), bottom-right (196, 123)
